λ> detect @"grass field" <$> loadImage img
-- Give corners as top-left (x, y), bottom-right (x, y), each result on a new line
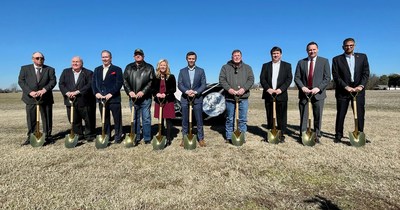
top-left (1, 90), bottom-right (399, 209)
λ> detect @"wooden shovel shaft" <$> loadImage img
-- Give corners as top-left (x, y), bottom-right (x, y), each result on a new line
top-left (353, 97), bottom-right (358, 133)
top-left (189, 101), bottom-right (193, 136)
top-left (235, 98), bottom-right (239, 131)
top-left (70, 102), bottom-right (75, 136)
top-left (101, 101), bottom-right (106, 138)
top-left (307, 98), bottom-right (312, 133)
top-left (36, 104), bottom-right (40, 135)
top-left (157, 102), bottom-right (163, 138)
top-left (272, 98), bottom-right (277, 131)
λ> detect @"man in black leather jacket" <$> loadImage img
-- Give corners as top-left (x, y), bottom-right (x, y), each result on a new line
top-left (123, 49), bottom-right (156, 145)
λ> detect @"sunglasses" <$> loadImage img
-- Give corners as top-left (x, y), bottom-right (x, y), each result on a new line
top-left (34, 57), bottom-right (44, 61)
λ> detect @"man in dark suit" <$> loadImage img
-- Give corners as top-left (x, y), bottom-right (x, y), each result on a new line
top-left (294, 42), bottom-right (331, 143)
top-left (178, 51), bottom-right (207, 147)
top-left (92, 50), bottom-right (124, 143)
top-left (59, 56), bottom-right (96, 141)
top-left (260, 46), bottom-right (293, 142)
top-left (18, 52), bottom-right (57, 145)
top-left (332, 38), bottom-right (370, 143)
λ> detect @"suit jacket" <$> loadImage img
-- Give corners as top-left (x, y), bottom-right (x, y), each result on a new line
top-left (151, 74), bottom-right (177, 103)
top-left (18, 64), bottom-right (57, 105)
top-left (92, 64), bottom-right (123, 104)
top-left (332, 53), bottom-right (370, 98)
top-left (294, 56), bottom-right (331, 101)
top-left (178, 67), bottom-right (207, 105)
top-left (260, 61), bottom-right (293, 102)
top-left (59, 67), bottom-right (95, 107)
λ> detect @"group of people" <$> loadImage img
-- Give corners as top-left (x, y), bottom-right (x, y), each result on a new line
top-left (18, 37), bottom-right (369, 147)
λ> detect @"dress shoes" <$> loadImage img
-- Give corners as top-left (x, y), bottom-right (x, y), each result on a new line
top-left (334, 138), bottom-right (341, 143)
top-left (279, 136), bottom-right (286, 143)
top-left (198, 139), bottom-right (206, 147)
top-left (21, 137), bottom-right (30, 146)
top-left (315, 137), bottom-right (320, 143)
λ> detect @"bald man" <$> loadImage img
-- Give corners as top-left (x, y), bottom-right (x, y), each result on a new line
top-left (59, 56), bottom-right (96, 141)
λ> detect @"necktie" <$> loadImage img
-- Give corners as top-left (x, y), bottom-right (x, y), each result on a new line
top-left (36, 68), bottom-right (41, 83)
top-left (307, 59), bottom-right (314, 88)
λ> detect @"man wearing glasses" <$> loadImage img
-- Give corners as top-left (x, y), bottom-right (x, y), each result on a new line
top-left (332, 38), bottom-right (370, 143)
top-left (18, 52), bottom-right (57, 146)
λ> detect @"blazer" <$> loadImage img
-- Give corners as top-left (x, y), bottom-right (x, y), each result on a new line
top-left (59, 67), bottom-right (95, 107)
top-left (260, 61), bottom-right (293, 102)
top-left (151, 74), bottom-right (177, 104)
top-left (92, 64), bottom-right (123, 104)
top-left (332, 53), bottom-right (370, 98)
top-left (294, 56), bottom-right (331, 101)
top-left (178, 67), bottom-right (207, 105)
top-left (18, 64), bottom-right (57, 105)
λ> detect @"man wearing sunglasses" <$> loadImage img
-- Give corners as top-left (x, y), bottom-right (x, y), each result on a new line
top-left (18, 52), bottom-right (57, 146)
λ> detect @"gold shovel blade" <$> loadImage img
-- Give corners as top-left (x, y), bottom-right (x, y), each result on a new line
top-left (349, 131), bottom-right (366, 147)
top-left (64, 134), bottom-right (78, 148)
top-left (183, 135), bottom-right (197, 150)
top-left (302, 131), bottom-right (316, 147)
top-left (267, 129), bottom-right (281, 144)
top-left (29, 133), bottom-right (46, 147)
top-left (231, 131), bottom-right (245, 146)
top-left (95, 135), bottom-right (109, 149)
top-left (152, 136), bottom-right (167, 150)
top-left (123, 133), bottom-right (136, 148)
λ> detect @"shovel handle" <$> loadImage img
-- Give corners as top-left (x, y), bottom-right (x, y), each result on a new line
top-left (130, 97), bottom-right (137, 123)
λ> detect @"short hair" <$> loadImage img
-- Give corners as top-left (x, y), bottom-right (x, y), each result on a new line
top-left (270, 46), bottom-right (282, 54)
top-left (101, 50), bottom-right (112, 58)
top-left (186, 51), bottom-right (197, 59)
top-left (306, 42), bottom-right (318, 50)
top-left (156, 59), bottom-right (171, 79)
top-left (72, 56), bottom-right (84, 65)
top-left (32, 51), bottom-right (44, 58)
top-left (231, 49), bottom-right (242, 55)
top-left (343, 38), bottom-right (355, 46)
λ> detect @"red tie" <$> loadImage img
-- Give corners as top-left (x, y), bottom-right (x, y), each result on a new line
top-left (307, 59), bottom-right (314, 88)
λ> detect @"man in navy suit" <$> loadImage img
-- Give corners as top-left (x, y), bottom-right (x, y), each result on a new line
top-left (332, 38), bottom-right (370, 143)
top-left (294, 42), bottom-right (331, 143)
top-left (92, 50), bottom-right (124, 143)
top-left (18, 52), bottom-right (57, 145)
top-left (260, 46), bottom-right (293, 142)
top-left (59, 56), bottom-right (96, 141)
top-left (178, 51), bottom-right (207, 147)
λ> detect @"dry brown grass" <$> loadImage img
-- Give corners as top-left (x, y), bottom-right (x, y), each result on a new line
top-left (1, 90), bottom-right (399, 209)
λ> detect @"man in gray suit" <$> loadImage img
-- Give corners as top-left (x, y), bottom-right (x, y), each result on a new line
top-left (294, 42), bottom-right (331, 143)
top-left (18, 52), bottom-right (57, 145)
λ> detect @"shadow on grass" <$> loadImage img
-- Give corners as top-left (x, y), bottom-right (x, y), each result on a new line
top-left (304, 195), bottom-right (341, 210)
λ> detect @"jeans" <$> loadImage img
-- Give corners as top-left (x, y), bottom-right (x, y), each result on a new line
top-left (130, 98), bottom-right (152, 142)
top-left (225, 99), bottom-right (248, 139)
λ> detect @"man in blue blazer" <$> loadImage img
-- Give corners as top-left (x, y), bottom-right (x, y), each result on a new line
top-left (59, 56), bottom-right (96, 141)
top-left (294, 42), bottom-right (331, 143)
top-left (18, 52), bottom-right (57, 145)
top-left (332, 38), bottom-right (370, 143)
top-left (92, 50), bottom-right (124, 143)
top-left (178, 51), bottom-right (207, 147)
top-left (260, 46), bottom-right (293, 142)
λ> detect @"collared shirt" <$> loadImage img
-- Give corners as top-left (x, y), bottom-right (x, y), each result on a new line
top-left (72, 69), bottom-right (82, 84)
top-left (34, 65), bottom-right (42, 74)
top-left (103, 65), bottom-right (110, 80)
top-left (272, 61), bottom-right (280, 89)
top-left (188, 66), bottom-right (196, 88)
top-left (345, 54), bottom-right (355, 82)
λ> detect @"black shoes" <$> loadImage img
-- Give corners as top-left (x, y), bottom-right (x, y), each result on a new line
top-left (21, 137), bottom-right (30, 146)
top-left (334, 138), bottom-right (342, 143)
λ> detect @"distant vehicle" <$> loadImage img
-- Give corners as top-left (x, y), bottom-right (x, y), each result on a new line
top-left (174, 83), bottom-right (226, 120)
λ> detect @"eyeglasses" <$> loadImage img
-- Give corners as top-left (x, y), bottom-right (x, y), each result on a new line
top-left (34, 57), bottom-right (44, 61)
